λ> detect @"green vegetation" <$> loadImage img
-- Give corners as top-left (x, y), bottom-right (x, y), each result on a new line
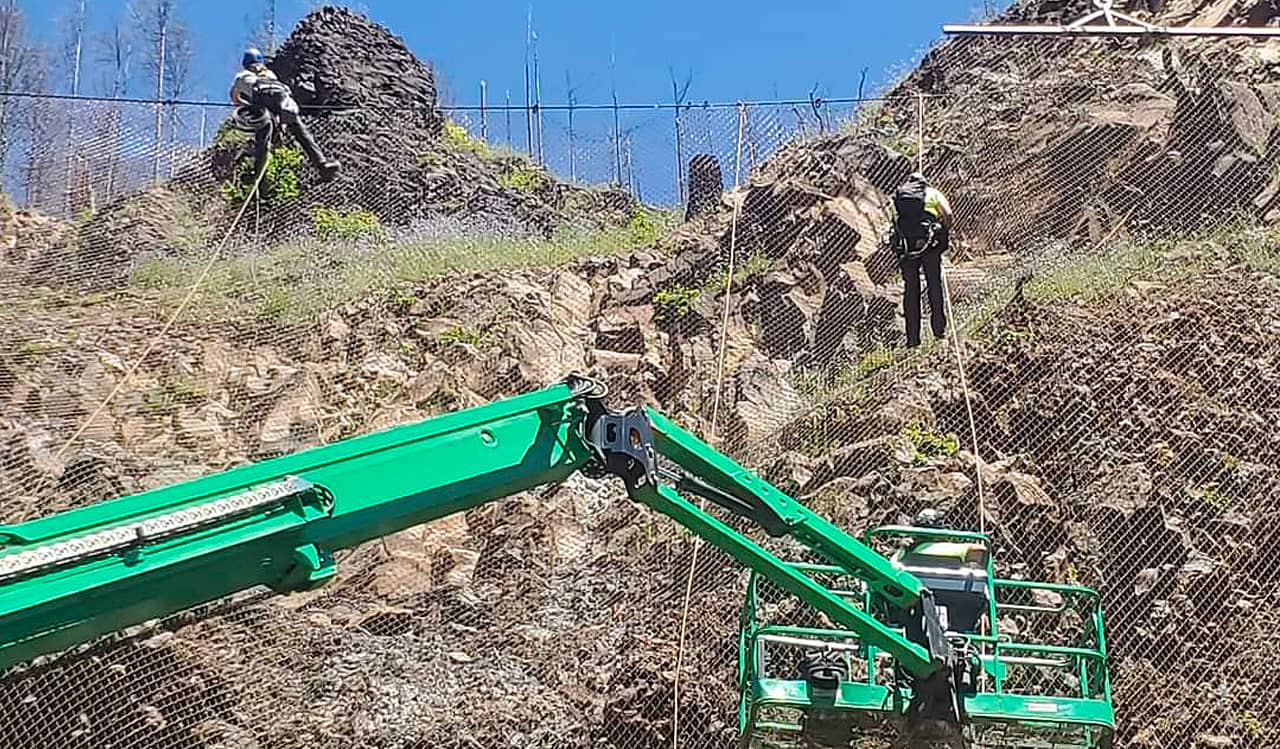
top-left (16, 340), bottom-right (63, 358)
top-left (792, 407), bottom-right (842, 459)
top-left (314, 207), bottom-right (387, 243)
top-left (127, 213), bottom-right (677, 325)
top-left (903, 421), bottom-right (960, 464)
top-left (439, 324), bottom-right (492, 347)
top-left (652, 250), bottom-right (773, 324)
top-left (497, 166), bottom-right (544, 193)
top-left (141, 378), bottom-right (208, 416)
top-left (839, 100), bottom-right (919, 158)
top-left (1240, 711), bottom-right (1268, 741)
top-left (213, 119), bottom-right (252, 147)
top-left (855, 346), bottom-right (895, 378)
top-left (963, 220), bottom-right (1280, 342)
top-left (652, 286), bottom-right (701, 324)
top-left (221, 144), bottom-right (303, 208)
top-left (131, 259), bottom-right (187, 290)
top-left (442, 120), bottom-right (488, 156)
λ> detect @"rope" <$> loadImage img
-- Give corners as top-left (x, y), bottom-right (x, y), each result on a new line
top-left (671, 101), bottom-right (748, 749)
top-left (938, 255), bottom-right (988, 534)
top-left (49, 154), bottom-right (273, 466)
top-left (917, 93), bottom-right (988, 534)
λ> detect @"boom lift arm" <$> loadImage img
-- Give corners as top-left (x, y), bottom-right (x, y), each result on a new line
top-left (0, 375), bottom-right (963, 726)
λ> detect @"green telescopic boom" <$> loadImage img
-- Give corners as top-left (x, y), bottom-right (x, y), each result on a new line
top-left (0, 375), bottom-right (946, 685)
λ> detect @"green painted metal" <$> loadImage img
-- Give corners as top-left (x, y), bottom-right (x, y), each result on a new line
top-left (632, 483), bottom-right (934, 677)
top-left (0, 378), bottom-right (943, 682)
top-left (645, 408), bottom-right (927, 609)
top-left (0, 382), bottom-right (593, 672)
top-left (0, 376), bottom-right (1109, 746)
top-left (736, 528), bottom-right (1116, 748)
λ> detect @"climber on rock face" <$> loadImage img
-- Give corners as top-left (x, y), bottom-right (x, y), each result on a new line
top-left (230, 47), bottom-right (341, 183)
top-left (889, 172), bottom-right (953, 348)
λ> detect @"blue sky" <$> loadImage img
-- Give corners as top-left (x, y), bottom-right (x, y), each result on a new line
top-left (17, 1), bottom-right (998, 207)
top-left (23, 0), bottom-right (994, 106)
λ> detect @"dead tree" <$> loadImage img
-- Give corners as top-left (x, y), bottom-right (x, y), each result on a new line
top-left (0, 0), bottom-right (32, 179)
top-left (92, 22), bottom-right (134, 202)
top-left (131, 0), bottom-right (182, 183)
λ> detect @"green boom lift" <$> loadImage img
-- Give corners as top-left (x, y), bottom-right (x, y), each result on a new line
top-left (0, 374), bottom-right (1114, 748)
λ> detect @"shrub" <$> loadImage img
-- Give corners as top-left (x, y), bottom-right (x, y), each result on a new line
top-left (221, 143), bottom-right (303, 208)
top-left (498, 167), bottom-right (542, 193)
top-left (442, 120), bottom-right (487, 155)
top-left (652, 286), bottom-right (700, 323)
top-left (313, 207), bottom-right (386, 242)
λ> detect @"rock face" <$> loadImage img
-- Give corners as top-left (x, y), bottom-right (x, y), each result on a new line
top-left (685, 153), bottom-right (724, 222)
top-left (270, 6), bottom-right (443, 129)
top-left (3, 1), bottom-right (1280, 748)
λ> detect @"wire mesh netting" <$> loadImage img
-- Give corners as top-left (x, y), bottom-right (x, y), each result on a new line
top-left (1, 18), bottom-right (1279, 749)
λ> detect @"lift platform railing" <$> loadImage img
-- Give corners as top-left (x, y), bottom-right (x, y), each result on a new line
top-left (737, 528), bottom-right (1115, 749)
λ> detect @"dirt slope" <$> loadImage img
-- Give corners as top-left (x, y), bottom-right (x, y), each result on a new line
top-left (3, 1), bottom-right (1280, 748)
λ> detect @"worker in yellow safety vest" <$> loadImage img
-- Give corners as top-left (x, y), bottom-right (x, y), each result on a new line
top-left (889, 173), bottom-right (954, 348)
top-left (893, 508), bottom-right (988, 634)
top-left (895, 508), bottom-right (985, 565)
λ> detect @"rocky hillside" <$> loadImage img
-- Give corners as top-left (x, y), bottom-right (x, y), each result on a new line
top-left (2, 1), bottom-right (1280, 748)
top-left (4, 6), bottom-right (640, 292)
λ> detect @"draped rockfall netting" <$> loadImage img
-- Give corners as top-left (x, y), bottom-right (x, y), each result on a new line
top-left (2, 20), bottom-right (1280, 749)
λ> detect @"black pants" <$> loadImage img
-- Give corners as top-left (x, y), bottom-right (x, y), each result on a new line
top-left (899, 228), bottom-right (948, 347)
top-left (249, 89), bottom-right (332, 177)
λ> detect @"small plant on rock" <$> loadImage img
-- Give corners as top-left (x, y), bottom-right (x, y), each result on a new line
top-left (652, 286), bottom-right (700, 323)
top-left (903, 421), bottom-right (960, 464)
top-left (627, 208), bottom-right (661, 246)
top-left (439, 325), bottom-right (491, 347)
top-left (221, 143), bottom-right (303, 208)
top-left (313, 207), bottom-right (387, 243)
top-left (442, 120), bottom-right (488, 156)
top-left (498, 166), bottom-right (543, 193)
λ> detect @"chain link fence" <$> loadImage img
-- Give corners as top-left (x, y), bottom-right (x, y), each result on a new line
top-left (0, 26), bottom-right (1278, 749)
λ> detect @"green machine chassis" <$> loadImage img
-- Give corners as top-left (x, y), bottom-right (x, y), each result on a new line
top-left (0, 375), bottom-right (1114, 747)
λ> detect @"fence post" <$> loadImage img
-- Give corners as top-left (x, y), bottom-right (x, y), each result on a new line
top-left (568, 98), bottom-right (576, 184)
top-left (480, 80), bottom-right (488, 141)
top-left (613, 94), bottom-right (623, 187)
top-left (505, 89), bottom-right (512, 147)
top-left (674, 104), bottom-right (685, 206)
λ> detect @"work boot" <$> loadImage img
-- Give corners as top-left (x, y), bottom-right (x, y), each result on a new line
top-left (316, 160), bottom-right (341, 183)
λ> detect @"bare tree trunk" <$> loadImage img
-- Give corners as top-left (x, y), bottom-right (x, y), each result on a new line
top-left (0, 0), bottom-right (31, 180)
top-left (94, 22), bottom-right (133, 207)
top-left (136, 0), bottom-right (174, 185)
top-left (63, 0), bottom-right (87, 215)
top-left (21, 45), bottom-right (55, 210)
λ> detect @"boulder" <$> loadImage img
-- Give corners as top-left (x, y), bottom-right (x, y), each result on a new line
top-left (732, 354), bottom-right (805, 446)
top-left (685, 154), bottom-right (724, 222)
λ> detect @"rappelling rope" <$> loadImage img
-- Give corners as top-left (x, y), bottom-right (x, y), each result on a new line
top-left (938, 256), bottom-right (988, 535)
top-left (671, 101), bottom-right (748, 749)
top-left (918, 91), bottom-right (988, 535)
top-left (50, 154), bottom-right (273, 465)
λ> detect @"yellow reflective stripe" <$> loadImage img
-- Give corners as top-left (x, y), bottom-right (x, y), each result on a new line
top-left (924, 188), bottom-right (950, 219)
top-left (911, 541), bottom-right (978, 559)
